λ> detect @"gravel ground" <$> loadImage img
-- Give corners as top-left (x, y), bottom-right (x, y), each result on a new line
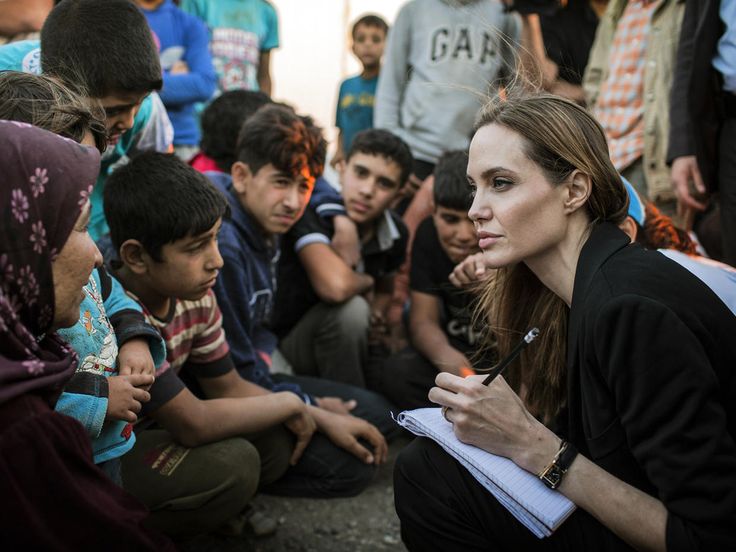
top-left (181, 436), bottom-right (412, 552)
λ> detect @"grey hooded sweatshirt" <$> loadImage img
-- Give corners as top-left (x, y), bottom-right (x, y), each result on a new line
top-left (374, 0), bottom-right (520, 165)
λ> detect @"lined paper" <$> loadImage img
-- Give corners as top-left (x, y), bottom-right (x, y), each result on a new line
top-left (396, 408), bottom-right (576, 538)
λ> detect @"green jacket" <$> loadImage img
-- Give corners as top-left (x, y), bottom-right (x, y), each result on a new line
top-left (584, 0), bottom-right (684, 201)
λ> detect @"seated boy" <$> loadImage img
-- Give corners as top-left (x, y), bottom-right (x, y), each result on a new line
top-left (0, 0), bottom-right (173, 239)
top-left (332, 14), bottom-right (388, 167)
top-left (380, 151), bottom-right (490, 410)
top-left (0, 70), bottom-right (167, 484)
top-left (270, 129), bottom-right (412, 388)
top-left (105, 151), bottom-right (388, 510)
top-left (191, 89), bottom-right (272, 173)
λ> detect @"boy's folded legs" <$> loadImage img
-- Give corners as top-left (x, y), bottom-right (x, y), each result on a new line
top-left (277, 295), bottom-right (370, 388)
top-left (260, 430), bottom-right (375, 498)
top-left (121, 429), bottom-right (260, 538)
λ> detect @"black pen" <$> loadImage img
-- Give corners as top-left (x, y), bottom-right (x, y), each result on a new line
top-left (482, 327), bottom-right (540, 386)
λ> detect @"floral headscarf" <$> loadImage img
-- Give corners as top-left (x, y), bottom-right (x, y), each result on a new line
top-left (0, 120), bottom-right (100, 405)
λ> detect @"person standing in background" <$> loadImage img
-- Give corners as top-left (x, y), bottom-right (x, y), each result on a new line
top-left (668, 0), bottom-right (736, 267)
top-left (583, 0), bottom-right (684, 212)
top-left (332, 14), bottom-right (388, 168)
top-left (136, 0), bottom-right (217, 162)
top-left (374, 0), bottom-right (520, 187)
top-left (180, 0), bottom-right (278, 95)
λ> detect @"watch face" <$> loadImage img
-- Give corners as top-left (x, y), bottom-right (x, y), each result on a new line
top-left (542, 465), bottom-right (564, 489)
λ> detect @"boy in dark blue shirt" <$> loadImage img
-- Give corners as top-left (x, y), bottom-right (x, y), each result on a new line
top-left (210, 105), bottom-right (400, 497)
top-left (272, 129), bottom-right (412, 388)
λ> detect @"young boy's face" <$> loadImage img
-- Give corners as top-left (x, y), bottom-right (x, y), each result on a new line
top-left (145, 219), bottom-right (224, 302)
top-left (352, 24), bottom-right (386, 69)
top-left (432, 206), bottom-right (478, 264)
top-left (232, 162), bottom-right (315, 235)
top-left (340, 152), bottom-right (403, 226)
top-left (97, 90), bottom-right (148, 147)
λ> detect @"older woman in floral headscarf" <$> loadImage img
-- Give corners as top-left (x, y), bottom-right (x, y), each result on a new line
top-left (0, 120), bottom-right (173, 550)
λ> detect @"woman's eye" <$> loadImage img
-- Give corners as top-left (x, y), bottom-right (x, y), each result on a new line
top-left (492, 178), bottom-right (513, 190)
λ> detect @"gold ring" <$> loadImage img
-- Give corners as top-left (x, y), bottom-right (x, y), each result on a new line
top-left (441, 406), bottom-right (452, 423)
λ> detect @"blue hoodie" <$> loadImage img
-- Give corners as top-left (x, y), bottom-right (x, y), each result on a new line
top-left (208, 172), bottom-right (312, 403)
top-left (140, 0), bottom-right (217, 145)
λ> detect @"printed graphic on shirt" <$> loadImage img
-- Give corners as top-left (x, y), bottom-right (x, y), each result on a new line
top-left (76, 275), bottom-right (119, 376)
top-left (211, 27), bottom-right (259, 90)
top-left (428, 26), bottom-right (499, 64)
top-left (21, 47), bottom-right (41, 74)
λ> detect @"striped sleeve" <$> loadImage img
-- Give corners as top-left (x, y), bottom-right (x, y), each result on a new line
top-left (187, 290), bottom-right (230, 364)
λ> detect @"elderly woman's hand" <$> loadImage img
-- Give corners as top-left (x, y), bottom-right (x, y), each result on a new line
top-left (428, 373), bottom-right (560, 474)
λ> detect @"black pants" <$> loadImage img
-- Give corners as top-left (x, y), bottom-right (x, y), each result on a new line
top-left (261, 373), bottom-right (402, 498)
top-left (378, 347), bottom-right (437, 411)
top-left (394, 438), bottom-right (634, 552)
top-left (719, 117), bottom-right (736, 267)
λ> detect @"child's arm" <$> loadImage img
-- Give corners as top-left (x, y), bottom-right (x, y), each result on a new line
top-left (149, 378), bottom-right (315, 464)
top-left (157, 15), bottom-right (217, 106)
top-left (330, 130), bottom-right (345, 169)
top-left (373, 3), bottom-right (412, 135)
top-left (99, 267), bottom-right (166, 380)
top-left (308, 180), bottom-right (361, 266)
top-left (55, 373), bottom-right (111, 439)
top-left (255, 5), bottom-right (279, 95)
top-left (408, 290), bottom-right (472, 376)
top-left (299, 243), bottom-right (374, 304)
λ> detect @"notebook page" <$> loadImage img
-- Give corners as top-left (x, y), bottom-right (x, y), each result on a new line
top-left (396, 408), bottom-right (576, 538)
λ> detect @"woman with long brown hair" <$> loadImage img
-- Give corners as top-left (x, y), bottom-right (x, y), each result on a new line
top-left (393, 94), bottom-right (736, 551)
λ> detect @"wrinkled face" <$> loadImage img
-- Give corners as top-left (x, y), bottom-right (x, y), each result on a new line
top-left (432, 206), bottom-right (478, 264)
top-left (144, 219), bottom-right (224, 302)
top-left (96, 91), bottom-right (148, 147)
top-left (340, 152), bottom-right (402, 226)
top-left (352, 24), bottom-right (386, 69)
top-left (51, 202), bottom-right (102, 329)
top-left (467, 124), bottom-right (570, 269)
top-left (233, 162), bottom-right (315, 235)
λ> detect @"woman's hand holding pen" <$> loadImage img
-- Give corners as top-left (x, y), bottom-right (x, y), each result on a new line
top-left (429, 373), bottom-right (560, 475)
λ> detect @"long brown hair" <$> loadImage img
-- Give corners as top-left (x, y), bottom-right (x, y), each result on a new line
top-left (472, 93), bottom-right (628, 423)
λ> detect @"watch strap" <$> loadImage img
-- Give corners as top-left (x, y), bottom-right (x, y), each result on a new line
top-left (538, 440), bottom-right (578, 489)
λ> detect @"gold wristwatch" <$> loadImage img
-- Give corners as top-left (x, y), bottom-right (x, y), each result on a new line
top-left (538, 440), bottom-right (578, 490)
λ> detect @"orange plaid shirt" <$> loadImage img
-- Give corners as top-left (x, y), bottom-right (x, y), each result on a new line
top-left (593, 1), bottom-right (661, 171)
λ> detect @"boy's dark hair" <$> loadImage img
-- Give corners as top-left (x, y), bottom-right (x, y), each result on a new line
top-left (104, 152), bottom-right (229, 261)
top-left (201, 90), bottom-right (272, 172)
top-left (41, 0), bottom-right (162, 98)
top-left (0, 71), bottom-right (107, 152)
top-left (352, 14), bottom-right (389, 39)
top-left (433, 150), bottom-right (472, 211)
top-left (346, 129), bottom-right (413, 187)
top-left (236, 104), bottom-right (327, 181)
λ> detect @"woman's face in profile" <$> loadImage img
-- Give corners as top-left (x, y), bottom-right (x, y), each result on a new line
top-left (50, 201), bottom-right (102, 330)
top-left (466, 123), bottom-right (571, 269)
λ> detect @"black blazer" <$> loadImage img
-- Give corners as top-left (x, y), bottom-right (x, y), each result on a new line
top-left (667, 0), bottom-right (723, 192)
top-left (561, 223), bottom-right (736, 551)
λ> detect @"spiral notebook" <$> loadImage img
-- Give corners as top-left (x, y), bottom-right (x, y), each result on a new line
top-left (395, 408), bottom-right (576, 538)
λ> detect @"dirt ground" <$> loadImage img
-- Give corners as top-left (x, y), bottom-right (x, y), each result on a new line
top-left (181, 436), bottom-right (412, 552)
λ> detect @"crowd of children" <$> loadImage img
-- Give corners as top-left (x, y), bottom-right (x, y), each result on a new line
top-left (0, 0), bottom-right (734, 548)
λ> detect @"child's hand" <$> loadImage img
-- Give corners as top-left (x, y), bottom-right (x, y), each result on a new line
top-left (106, 374), bottom-right (153, 423)
top-left (315, 396), bottom-right (357, 415)
top-left (449, 252), bottom-right (493, 288)
top-left (332, 215), bottom-right (361, 268)
top-left (118, 338), bottom-right (156, 390)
